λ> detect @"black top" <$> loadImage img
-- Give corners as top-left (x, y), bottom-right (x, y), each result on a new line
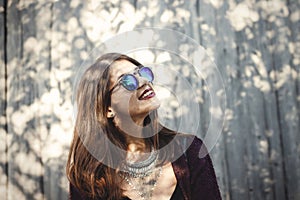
top-left (170, 183), bottom-right (182, 200)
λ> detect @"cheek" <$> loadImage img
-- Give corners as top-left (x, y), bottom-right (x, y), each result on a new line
top-left (111, 92), bottom-right (133, 114)
top-left (128, 95), bottom-right (140, 109)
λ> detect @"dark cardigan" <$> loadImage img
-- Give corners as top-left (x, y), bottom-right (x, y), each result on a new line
top-left (69, 135), bottom-right (222, 200)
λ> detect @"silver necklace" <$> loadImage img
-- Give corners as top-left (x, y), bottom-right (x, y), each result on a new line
top-left (122, 166), bottom-right (163, 200)
top-left (120, 149), bottom-right (163, 199)
top-left (124, 149), bottom-right (159, 178)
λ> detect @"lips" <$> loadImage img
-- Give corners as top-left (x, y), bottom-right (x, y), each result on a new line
top-left (138, 87), bottom-right (156, 100)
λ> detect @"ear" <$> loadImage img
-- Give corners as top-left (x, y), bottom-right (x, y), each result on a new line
top-left (106, 107), bottom-right (115, 118)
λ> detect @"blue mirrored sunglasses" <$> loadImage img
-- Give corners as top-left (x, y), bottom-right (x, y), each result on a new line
top-left (110, 67), bottom-right (154, 92)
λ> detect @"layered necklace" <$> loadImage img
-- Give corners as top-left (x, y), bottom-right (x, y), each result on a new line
top-left (120, 148), bottom-right (163, 200)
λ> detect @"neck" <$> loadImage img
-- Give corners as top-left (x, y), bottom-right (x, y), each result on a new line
top-left (126, 136), bottom-right (149, 152)
top-left (113, 114), bottom-right (150, 153)
top-left (125, 135), bottom-right (152, 164)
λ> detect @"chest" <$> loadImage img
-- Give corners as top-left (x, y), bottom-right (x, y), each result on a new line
top-left (123, 162), bottom-right (177, 200)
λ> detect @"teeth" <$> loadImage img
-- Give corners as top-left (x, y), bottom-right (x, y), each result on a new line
top-left (142, 90), bottom-right (153, 98)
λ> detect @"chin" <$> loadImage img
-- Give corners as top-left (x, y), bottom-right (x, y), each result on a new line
top-left (146, 97), bottom-right (161, 111)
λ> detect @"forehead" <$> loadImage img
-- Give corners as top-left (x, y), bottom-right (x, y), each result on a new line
top-left (109, 60), bottom-right (138, 81)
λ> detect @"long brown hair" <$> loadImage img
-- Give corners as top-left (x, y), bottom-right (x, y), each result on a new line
top-left (66, 53), bottom-right (177, 199)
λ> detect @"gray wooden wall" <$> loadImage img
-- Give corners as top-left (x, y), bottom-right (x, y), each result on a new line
top-left (1, 0), bottom-right (299, 199)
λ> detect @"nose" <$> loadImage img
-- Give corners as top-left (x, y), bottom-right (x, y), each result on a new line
top-left (137, 75), bottom-right (150, 88)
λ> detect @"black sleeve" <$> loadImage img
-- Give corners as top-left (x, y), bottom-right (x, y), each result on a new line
top-left (69, 183), bottom-right (87, 200)
top-left (187, 137), bottom-right (222, 200)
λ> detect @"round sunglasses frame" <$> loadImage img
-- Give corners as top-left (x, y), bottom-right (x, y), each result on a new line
top-left (109, 67), bottom-right (154, 92)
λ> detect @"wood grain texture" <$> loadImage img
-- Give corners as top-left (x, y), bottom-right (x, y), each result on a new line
top-left (0, 0), bottom-right (7, 199)
top-left (6, 0), bottom-right (44, 199)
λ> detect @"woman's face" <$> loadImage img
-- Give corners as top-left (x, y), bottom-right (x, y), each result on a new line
top-left (108, 60), bottom-right (160, 122)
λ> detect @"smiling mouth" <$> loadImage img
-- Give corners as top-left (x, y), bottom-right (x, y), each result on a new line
top-left (139, 88), bottom-right (156, 100)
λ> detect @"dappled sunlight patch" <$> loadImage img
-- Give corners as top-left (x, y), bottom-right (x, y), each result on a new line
top-left (160, 10), bottom-right (174, 23)
top-left (259, 140), bottom-right (268, 154)
top-left (209, 106), bottom-right (224, 120)
top-left (156, 52), bottom-right (171, 63)
top-left (43, 124), bottom-right (70, 159)
top-left (257, 1), bottom-right (289, 18)
top-left (200, 23), bottom-right (216, 36)
top-left (253, 75), bottom-right (271, 93)
top-left (269, 65), bottom-right (298, 90)
top-left (204, 0), bottom-right (224, 9)
top-left (226, 2), bottom-right (259, 31)
top-left (250, 52), bottom-right (267, 78)
top-left (284, 106), bottom-right (298, 125)
top-left (14, 152), bottom-right (42, 177)
top-left (290, 8), bottom-right (300, 22)
top-left (225, 108), bottom-right (234, 121)
top-left (10, 103), bottom-right (38, 135)
top-left (130, 50), bottom-right (155, 65)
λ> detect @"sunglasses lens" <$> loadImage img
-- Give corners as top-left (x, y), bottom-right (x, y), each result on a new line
top-left (139, 67), bottom-right (154, 82)
top-left (121, 74), bottom-right (138, 91)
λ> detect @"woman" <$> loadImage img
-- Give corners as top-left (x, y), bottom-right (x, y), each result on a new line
top-left (67, 53), bottom-right (221, 200)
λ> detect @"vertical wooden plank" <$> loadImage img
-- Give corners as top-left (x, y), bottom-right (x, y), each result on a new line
top-left (271, 1), bottom-right (300, 199)
top-left (6, 0), bottom-right (52, 199)
top-left (285, 1), bottom-right (300, 199)
top-left (251, 2), bottom-right (289, 200)
top-left (207, 2), bottom-right (238, 199)
top-left (35, 0), bottom-right (69, 199)
top-left (197, 1), bottom-right (251, 199)
top-left (6, 0), bottom-right (42, 199)
top-left (191, 1), bottom-right (232, 199)
top-left (6, 0), bottom-right (27, 198)
top-left (43, 0), bottom-right (70, 199)
top-left (0, 0), bottom-right (8, 199)
top-left (31, 0), bottom-right (71, 199)
top-left (43, 0), bottom-right (89, 199)
top-left (230, 2), bottom-right (284, 199)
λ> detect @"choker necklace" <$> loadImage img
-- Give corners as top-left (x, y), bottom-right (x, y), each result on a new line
top-left (124, 148), bottom-right (159, 178)
top-left (120, 148), bottom-right (163, 200)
